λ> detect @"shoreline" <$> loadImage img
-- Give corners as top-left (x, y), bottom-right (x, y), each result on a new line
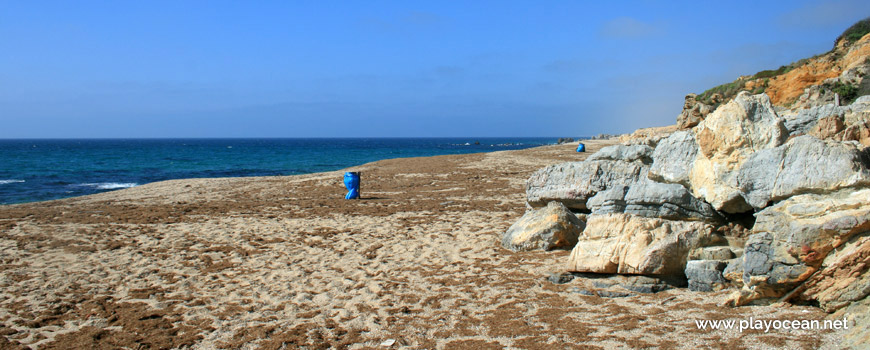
top-left (0, 137), bottom-right (565, 207)
top-left (0, 139), bottom-right (845, 349)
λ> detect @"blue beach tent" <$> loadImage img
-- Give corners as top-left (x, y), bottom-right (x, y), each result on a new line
top-left (576, 143), bottom-right (586, 152)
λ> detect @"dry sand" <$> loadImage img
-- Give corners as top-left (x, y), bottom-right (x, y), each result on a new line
top-left (0, 140), bottom-right (846, 349)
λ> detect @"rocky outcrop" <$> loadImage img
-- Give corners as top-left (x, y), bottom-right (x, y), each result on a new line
top-left (732, 189), bottom-right (870, 305)
top-left (688, 246), bottom-right (736, 261)
top-left (792, 63), bottom-right (870, 109)
top-left (677, 93), bottom-right (714, 129)
top-left (736, 135), bottom-right (870, 210)
top-left (769, 33), bottom-right (870, 107)
top-left (781, 103), bottom-right (850, 136)
top-left (796, 233), bottom-right (870, 312)
top-left (781, 96), bottom-right (870, 147)
top-left (685, 260), bottom-right (729, 292)
top-left (516, 29), bottom-right (870, 323)
top-left (616, 125), bottom-right (678, 146)
top-left (502, 201), bottom-right (584, 252)
top-left (526, 145), bottom-right (652, 210)
top-left (689, 92), bottom-right (789, 213)
top-left (587, 180), bottom-right (721, 222)
top-left (566, 213), bottom-right (717, 276)
top-left (649, 131), bottom-right (697, 187)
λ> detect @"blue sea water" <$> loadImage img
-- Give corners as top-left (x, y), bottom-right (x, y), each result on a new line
top-left (0, 138), bottom-right (557, 205)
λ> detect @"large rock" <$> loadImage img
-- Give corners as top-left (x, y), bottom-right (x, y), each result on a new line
top-left (797, 233), bottom-right (870, 312)
top-left (526, 144), bottom-right (652, 210)
top-left (736, 135), bottom-right (870, 210)
top-left (502, 201), bottom-right (585, 252)
top-left (566, 213), bottom-right (716, 276)
top-left (587, 144), bottom-right (653, 163)
top-left (688, 246), bottom-right (736, 261)
top-left (685, 260), bottom-right (729, 292)
top-left (782, 96), bottom-right (870, 146)
top-left (677, 93), bottom-right (714, 129)
top-left (587, 180), bottom-right (721, 222)
top-left (807, 114), bottom-right (846, 140)
top-left (734, 189), bottom-right (870, 305)
top-left (649, 131), bottom-right (698, 187)
top-left (781, 103), bottom-right (849, 136)
top-left (690, 92), bottom-right (789, 213)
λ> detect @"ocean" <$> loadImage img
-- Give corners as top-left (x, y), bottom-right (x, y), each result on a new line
top-left (0, 138), bottom-right (558, 205)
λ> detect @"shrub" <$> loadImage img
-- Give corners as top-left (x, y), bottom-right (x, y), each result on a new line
top-left (697, 79), bottom-right (746, 105)
top-left (753, 65), bottom-right (792, 79)
top-left (835, 17), bottom-right (870, 47)
top-left (825, 81), bottom-right (859, 104)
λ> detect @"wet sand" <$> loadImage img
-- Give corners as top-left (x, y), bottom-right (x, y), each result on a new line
top-left (0, 140), bottom-right (844, 349)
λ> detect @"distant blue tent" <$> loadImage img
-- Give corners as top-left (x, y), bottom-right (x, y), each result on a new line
top-left (576, 143), bottom-right (586, 152)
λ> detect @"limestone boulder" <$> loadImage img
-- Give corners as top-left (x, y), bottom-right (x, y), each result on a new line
top-left (688, 246), bottom-right (736, 261)
top-left (649, 131), bottom-right (698, 187)
top-left (526, 144), bottom-right (652, 210)
top-left (781, 103), bottom-right (849, 136)
top-left (841, 120), bottom-right (870, 146)
top-left (587, 144), bottom-right (653, 163)
top-left (585, 185), bottom-right (628, 214)
top-left (690, 92), bottom-right (789, 213)
top-left (587, 180), bottom-right (721, 222)
top-left (566, 213), bottom-right (716, 276)
top-left (782, 96), bottom-right (870, 145)
top-left (735, 189), bottom-right (870, 305)
top-left (685, 260), bottom-right (729, 292)
top-left (797, 233), bottom-right (870, 312)
top-left (807, 114), bottom-right (846, 140)
top-left (736, 135), bottom-right (870, 210)
top-left (502, 201), bottom-right (585, 252)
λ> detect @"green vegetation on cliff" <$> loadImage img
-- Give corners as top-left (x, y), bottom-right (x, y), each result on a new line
top-left (696, 64), bottom-right (795, 105)
top-left (836, 17), bottom-right (870, 46)
top-left (696, 17), bottom-right (870, 107)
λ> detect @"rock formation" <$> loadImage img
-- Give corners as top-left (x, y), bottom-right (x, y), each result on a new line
top-left (513, 91), bottom-right (870, 320)
top-left (507, 26), bottom-right (870, 342)
top-left (677, 93), bottom-right (714, 129)
top-left (689, 92), bottom-right (789, 213)
top-left (525, 144), bottom-right (652, 210)
top-left (501, 201), bottom-right (584, 252)
top-left (566, 213), bottom-right (716, 276)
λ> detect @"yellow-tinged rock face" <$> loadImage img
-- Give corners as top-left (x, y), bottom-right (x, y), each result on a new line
top-left (764, 33), bottom-right (870, 106)
top-left (735, 188), bottom-right (870, 305)
top-left (800, 235), bottom-right (870, 312)
top-left (688, 92), bottom-right (787, 213)
top-left (502, 201), bottom-right (585, 252)
top-left (566, 213), bottom-right (714, 276)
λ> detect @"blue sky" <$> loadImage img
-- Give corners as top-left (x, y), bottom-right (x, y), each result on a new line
top-left (1, 1), bottom-right (869, 138)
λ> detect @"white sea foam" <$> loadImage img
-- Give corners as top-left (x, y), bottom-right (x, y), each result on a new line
top-left (76, 182), bottom-right (138, 190)
top-left (0, 179), bottom-right (25, 185)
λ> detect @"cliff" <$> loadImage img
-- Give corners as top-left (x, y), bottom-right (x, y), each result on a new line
top-left (677, 17), bottom-right (870, 129)
top-left (507, 18), bottom-right (870, 348)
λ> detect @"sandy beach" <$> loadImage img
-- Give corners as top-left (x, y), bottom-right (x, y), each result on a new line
top-left (0, 140), bottom-right (845, 349)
